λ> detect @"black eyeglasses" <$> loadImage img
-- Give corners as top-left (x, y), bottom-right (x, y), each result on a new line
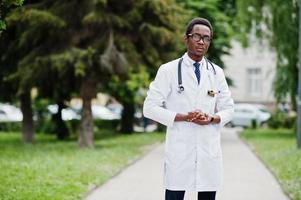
top-left (187, 33), bottom-right (211, 43)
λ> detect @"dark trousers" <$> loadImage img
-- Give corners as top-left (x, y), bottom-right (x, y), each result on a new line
top-left (165, 189), bottom-right (216, 200)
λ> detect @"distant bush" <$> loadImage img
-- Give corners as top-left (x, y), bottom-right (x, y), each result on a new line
top-left (267, 110), bottom-right (296, 129)
top-left (35, 118), bottom-right (55, 134)
top-left (94, 119), bottom-right (120, 129)
top-left (37, 119), bottom-right (120, 135)
top-left (0, 122), bottom-right (21, 132)
top-left (0, 119), bottom-right (120, 134)
top-left (251, 119), bottom-right (258, 129)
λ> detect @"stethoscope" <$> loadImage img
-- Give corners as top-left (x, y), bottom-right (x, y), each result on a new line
top-left (177, 57), bottom-right (217, 93)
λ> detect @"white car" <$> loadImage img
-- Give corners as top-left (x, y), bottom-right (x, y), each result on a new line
top-left (229, 103), bottom-right (271, 127)
top-left (91, 105), bottom-right (121, 120)
top-left (0, 103), bottom-right (23, 122)
top-left (47, 105), bottom-right (80, 121)
top-left (48, 104), bottom-right (121, 121)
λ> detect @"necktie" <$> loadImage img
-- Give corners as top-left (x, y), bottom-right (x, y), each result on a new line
top-left (193, 62), bottom-right (201, 84)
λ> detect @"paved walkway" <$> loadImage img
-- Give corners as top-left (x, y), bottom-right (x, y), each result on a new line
top-left (85, 128), bottom-right (290, 200)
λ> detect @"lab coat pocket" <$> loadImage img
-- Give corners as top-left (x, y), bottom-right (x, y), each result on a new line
top-left (201, 94), bottom-right (217, 114)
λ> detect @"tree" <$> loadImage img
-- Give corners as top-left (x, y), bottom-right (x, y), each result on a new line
top-left (74, 0), bottom-right (186, 137)
top-left (0, 4), bottom-right (66, 143)
top-left (0, 0), bottom-right (24, 33)
top-left (1, 0), bottom-right (129, 146)
top-left (106, 70), bottom-right (150, 133)
top-left (102, 0), bottom-right (237, 133)
top-left (33, 51), bottom-right (80, 140)
top-left (36, 47), bottom-right (119, 147)
top-left (99, 0), bottom-right (186, 133)
top-left (1, 0), bottom-right (186, 145)
top-left (236, 0), bottom-right (298, 110)
top-left (47, 0), bottom-right (129, 147)
top-left (176, 0), bottom-right (236, 76)
top-left (24, 0), bottom-right (130, 147)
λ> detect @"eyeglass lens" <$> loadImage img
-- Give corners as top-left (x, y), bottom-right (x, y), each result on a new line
top-left (190, 33), bottom-right (211, 43)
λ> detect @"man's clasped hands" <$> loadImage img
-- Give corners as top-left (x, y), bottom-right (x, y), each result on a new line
top-left (185, 110), bottom-right (213, 125)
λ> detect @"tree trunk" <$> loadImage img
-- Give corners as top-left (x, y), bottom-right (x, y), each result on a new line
top-left (120, 101), bottom-right (135, 134)
top-left (20, 90), bottom-right (34, 144)
top-left (78, 79), bottom-right (95, 148)
top-left (54, 101), bottom-right (69, 140)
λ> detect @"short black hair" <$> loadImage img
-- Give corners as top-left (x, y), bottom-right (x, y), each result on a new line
top-left (185, 17), bottom-right (213, 38)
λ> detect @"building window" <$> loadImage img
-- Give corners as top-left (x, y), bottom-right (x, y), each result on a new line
top-left (247, 68), bottom-right (262, 96)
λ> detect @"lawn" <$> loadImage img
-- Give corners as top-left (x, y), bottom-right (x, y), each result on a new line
top-left (241, 128), bottom-right (301, 200)
top-left (0, 130), bottom-right (165, 200)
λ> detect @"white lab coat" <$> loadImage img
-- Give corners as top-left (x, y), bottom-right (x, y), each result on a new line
top-left (143, 53), bottom-right (234, 191)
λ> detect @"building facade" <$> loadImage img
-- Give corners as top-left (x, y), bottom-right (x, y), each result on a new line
top-left (222, 40), bottom-right (276, 106)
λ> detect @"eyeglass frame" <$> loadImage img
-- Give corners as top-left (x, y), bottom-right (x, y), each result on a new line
top-left (187, 33), bottom-right (212, 43)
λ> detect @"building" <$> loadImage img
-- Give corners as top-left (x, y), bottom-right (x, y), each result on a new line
top-left (222, 40), bottom-right (276, 106)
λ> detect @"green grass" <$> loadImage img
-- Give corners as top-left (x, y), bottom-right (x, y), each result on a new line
top-left (241, 128), bottom-right (301, 200)
top-left (0, 130), bottom-right (165, 200)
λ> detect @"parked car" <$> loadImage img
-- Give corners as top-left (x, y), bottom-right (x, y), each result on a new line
top-left (91, 105), bottom-right (121, 120)
top-left (228, 103), bottom-right (271, 127)
top-left (0, 103), bottom-right (23, 122)
top-left (48, 104), bottom-right (121, 121)
top-left (47, 105), bottom-right (80, 121)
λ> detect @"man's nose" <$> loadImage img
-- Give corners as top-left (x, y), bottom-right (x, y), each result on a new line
top-left (197, 38), bottom-right (205, 45)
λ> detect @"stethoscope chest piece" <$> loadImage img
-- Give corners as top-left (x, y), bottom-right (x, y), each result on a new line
top-left (178, 84), bottom-right (184, 93)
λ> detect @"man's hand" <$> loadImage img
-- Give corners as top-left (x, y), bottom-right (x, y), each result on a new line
top-left (174, 111), bottom-right (220, 125)
top-left (175, 111), bottom-right (206, 122)
top-left (187, 111), bottom-right (205, 122)
top-left (188, 111), bottom-right (211, 125)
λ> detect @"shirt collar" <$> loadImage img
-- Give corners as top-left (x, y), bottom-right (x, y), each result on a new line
top-left (182, 52), bottom-right (205, 68)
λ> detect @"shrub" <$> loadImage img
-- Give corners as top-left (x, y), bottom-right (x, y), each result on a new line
top-left (267, 110), bottom-right (296, 129)
top-left (0, 119), bottom-right (120, 135)
top-left (251, 119), bottom-right (258, 129)
top-left (0, 122), bottom-right (21, 132)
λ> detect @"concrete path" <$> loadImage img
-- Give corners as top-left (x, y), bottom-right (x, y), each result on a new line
top-left (85, 128), bottom-right (290, 200)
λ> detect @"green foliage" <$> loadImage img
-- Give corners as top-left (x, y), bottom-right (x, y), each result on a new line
top-left (0, 21), bottom-right (6, 30)
top-left (0, 0), bottom-right (187, 143)
top-left (1, 0), bottom-right (237, 141)
top-left (35, 47), bottom-right (100, 79)
top-left (107, 69), bottom-right (150, 104)
top-left (34, 118), bottom-right (120, 135)
top-left (177, 0), bottom-right (236, 69)
top-left (236, 0), bottom-right (299, 110)
top-left (0, 122), bottom-right (21, 132)
top-left (241, 128), bottom-right (301, 200)
top-left (3, 0), bottom-right (23, 6)
top-left (6, 8), bottom-right (65, 28)
top-left (0, 131), bottom-right (165, 200)
top-left (0, 6), bottom-right (66, 100)
top-left (267, 110), bottom-right (297, 129)
top-left (251, 118), bottom-right (258, 129)
top-left (94, 0), bottom-right (186, 132)
top-left (0, 0), bottom-right (24, 33)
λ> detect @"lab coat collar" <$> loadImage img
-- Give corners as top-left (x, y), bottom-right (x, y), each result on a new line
top-left (182, 53), bottom-right (206, 86)
top-left (182, 52), bottom-right (205, 69)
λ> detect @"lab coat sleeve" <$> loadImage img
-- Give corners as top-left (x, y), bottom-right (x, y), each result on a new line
top-left (215, 70), bottom-right (234, 127)
top-left (143, 65), bottom-right (177, 127)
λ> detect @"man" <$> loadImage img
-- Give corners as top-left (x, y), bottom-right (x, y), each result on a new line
top-left (143, 18), bottom-right (234, 200)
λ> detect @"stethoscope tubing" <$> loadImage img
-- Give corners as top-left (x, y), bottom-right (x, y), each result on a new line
top-left (177, 57), bottom-right (216, 93)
